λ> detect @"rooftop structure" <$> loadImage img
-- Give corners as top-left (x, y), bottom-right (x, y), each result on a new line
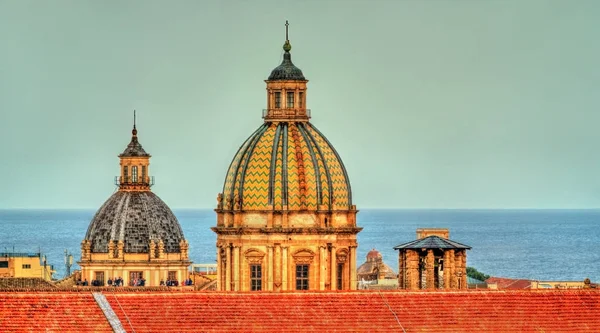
top-left (395, 228), bottom-right (471, 290)
top-left (0, 252), bottom-right (55, 281)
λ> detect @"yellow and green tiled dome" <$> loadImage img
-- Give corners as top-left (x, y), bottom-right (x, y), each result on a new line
top-left (222, 122), bottom-right (352, 211)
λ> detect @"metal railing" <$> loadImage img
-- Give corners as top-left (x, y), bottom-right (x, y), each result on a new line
top-left (262, 109), bottom-right (311, 119)
top-left (114, 176), bottom-right (155, 187)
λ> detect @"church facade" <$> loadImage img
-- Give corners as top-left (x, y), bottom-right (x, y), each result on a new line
top-left (212, 23), bottom-right (361, 291)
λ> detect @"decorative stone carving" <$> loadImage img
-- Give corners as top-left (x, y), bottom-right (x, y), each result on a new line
top-left (81, 240), bottom-right (91, 261)
top-left (149, 239), bottom-right (156, 259)
top-left (292, 249), bottom-right (315, 264)
top-left (244, 248), bottom-right (266, 264)
top-left (179, 239), bottom-right (189, 260)
top-left (117, 240), bottom-right (124, 259)
top-left (108, 240), bottom-right (115, 259)
top-left (336, 249), bottom-right (348, 263)
top-left (217, 193), bottom-right (223, 209)
top-left (157, 239), bottom-right (165, 259)
top-left (234, 196), bottom-right (241, 210)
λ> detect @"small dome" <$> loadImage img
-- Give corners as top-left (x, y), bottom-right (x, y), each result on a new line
top-left (268, 52), bottom-right (306, 81)
top-left (367, 249), bottom-right (383, 261)
top-left (357, 250), bottom-right (397, 281)
top-left (84, 191), bottom-right (185, 253)
top-left (221, 122), bottom-right (352, 211)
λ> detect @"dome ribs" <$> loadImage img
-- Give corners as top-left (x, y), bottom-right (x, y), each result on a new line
top-left (291, 124), bottom-right (308, 209)
top-left (222, 124), bottom-right (266, 205)
top-left (232, 124), bottom-right (269, 208)
top-left (281, 123), bottom-right (289, 206)
top-left (268, 123), bottom-right (283, 205)
top-left (299, 123), bottom-right (333, 210)
top-left (240, 124), bottom-right (275, 210)
top-left (310, 124), bottom-right (353, 206)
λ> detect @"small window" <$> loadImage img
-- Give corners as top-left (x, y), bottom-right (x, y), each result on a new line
top-left (287, 91), bottom-right (294, 108)
top-left (22, 264), bottom-right (31, 269)
top-left (132, 166), bottom-right (138, 183)
top-left (296, 264), bottom-right (309, 290)
top-left (94, 271), bottom-right (105, 286)
top-left (130, 271), bottom-right (144, 286)
top-left (123, 166), bottom-right (128, 182)
top-left (274, 92), bottom-right (281, 108)
top-left (299, 92), bottom-right (304, 108)
top-left (142, 166), bottom-right (146, 182)
top-left (337, 263), bottom-right (344, 290)
top-left (250, 264), bottom-right (262, 291)
top-left (0, 261), bottom-right (8, 268)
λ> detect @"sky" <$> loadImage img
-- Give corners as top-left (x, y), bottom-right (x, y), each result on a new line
top-left (1, 0), bottom-right (599, 209)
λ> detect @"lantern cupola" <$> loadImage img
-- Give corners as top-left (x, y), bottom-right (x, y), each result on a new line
top-left (264, 20), bottom-right (309, 122)
top-left (117, 111), bottom-right (154, 191)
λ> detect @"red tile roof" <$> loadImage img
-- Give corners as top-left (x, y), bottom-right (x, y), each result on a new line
top-left (486, 276), bottom-right (533, 289)
top-left (0, 292), bottom-right (113, 332)
top-left (1, 290), bottom-right (599, 332)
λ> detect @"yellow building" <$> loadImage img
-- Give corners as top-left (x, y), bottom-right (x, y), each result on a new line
top-left (0, 252), bottom-right (55, 281)
top-left (213, 22), bottom-right (362, 292)
top-left (78, 117), bottom-right (191, 286)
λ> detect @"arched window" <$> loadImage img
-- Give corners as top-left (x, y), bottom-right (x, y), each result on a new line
top-left (141, 166), bottom-right (146, 183)
top-left (287, 91), bottom-right (294, 108)
top-left (132, 166), bottom-right (138, 183)
top-left (123, 166), bottom-right (128, 182)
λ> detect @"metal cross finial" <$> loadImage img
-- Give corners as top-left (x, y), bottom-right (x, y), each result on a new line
top-left (285, 20), bottom-right (289, 41)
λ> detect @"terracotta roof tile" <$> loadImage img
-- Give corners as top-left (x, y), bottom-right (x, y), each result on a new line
top-left (0, 292), bottom-right (112, 332)
top-left (487, 276), bottom-right (532, 289)
top-left (1, 290), bottom-right (599, 332)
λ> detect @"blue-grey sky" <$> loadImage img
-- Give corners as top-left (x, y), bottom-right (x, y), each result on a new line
top-left (1, 0), bottom-right (599, 209)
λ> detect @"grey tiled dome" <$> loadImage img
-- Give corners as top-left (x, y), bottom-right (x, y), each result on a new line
top-left (84, 191), bottom-right (185, 253)
top-left (268, 52), bottom-right (305, 81)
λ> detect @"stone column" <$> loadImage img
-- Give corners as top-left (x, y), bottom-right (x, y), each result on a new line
top-left (267, 246), bottom-right (274, 291)
top-left (349, 246), bottom-right (357, 290)
top-left (461, 250), bottom-right (467, 288)
top-left (282, 246), bottom-right (289, 290)
top-left (451, 250), bottom-right (458, 289)
top-left (407, 250), bottom-right (420, 290)
top-left (275, 244), bottom-right (281, 291)
top-left (319, 245), bottom-right (326, 290)
top-left (233, 245), bottom-right (240, 291)
top-left (330, 245), bottom-right (337, 290)
top-left (225, 246), bottom-right (231, 291)
top-left (426, 249), bottom-right (435, 289)
top-left (397, 251), bottom-right (404, 289)
top-left (216, 245), bottom-right (222, 291)
top-left (443, 250), bottom-right (451, 289)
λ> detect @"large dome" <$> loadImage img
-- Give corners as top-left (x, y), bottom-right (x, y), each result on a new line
top-left (222, 121), bottom-right (352, 211)
top-left (84, 191), bottom-right (185, 253)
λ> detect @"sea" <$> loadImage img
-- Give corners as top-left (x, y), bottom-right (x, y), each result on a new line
top-left (1, 209), bottom-right (599, 282)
